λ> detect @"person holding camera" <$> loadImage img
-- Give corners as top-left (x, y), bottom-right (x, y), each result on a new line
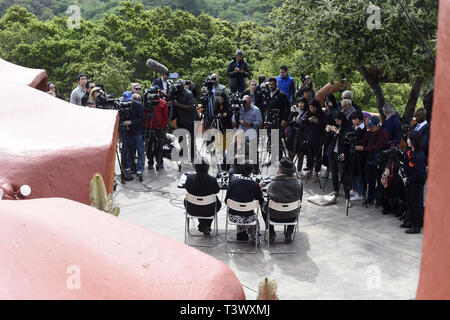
top-left (170, 79), bottom-right (196, 162)
top-left (325, 112), bottom-right (352, 198)
top-left (144, 86), bottom-right (168, 171)
top-left (202, 73), bottom-right (231, 131)
top-left (120, 91), bottom-right (146, 178)
top-left (401, 131), bottom-right (427, 234)
top-left (354, 116), bottom-right (389, 205)
top-left (227, 50), bottom-right (251, 94)
top-left (380, 161), bottom-right (406, 216)
top-left (347, 111), bottom-right (367, 202)
top-left (232, 95), bottom-right (263, 141)
top-left (301, 100), bottom-right (325, 183)
top-left (287, 97), bottom-right (309, 169)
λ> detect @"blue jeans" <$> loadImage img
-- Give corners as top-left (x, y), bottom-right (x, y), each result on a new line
top-left (352, 177), bottom-right (363, 195)
top-left (125, 134), bottom-right (144, 173)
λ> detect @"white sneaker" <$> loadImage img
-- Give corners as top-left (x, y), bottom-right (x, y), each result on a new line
top-left (349, 190), bottom-right (358, 197)
top-left (350, 194), bottom-right (364, 201)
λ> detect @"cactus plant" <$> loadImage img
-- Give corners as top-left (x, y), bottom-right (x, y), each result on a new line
top-left (90, 173), bottom-right (120, 217)
top-left (257, 277), bottom-right (279, 300)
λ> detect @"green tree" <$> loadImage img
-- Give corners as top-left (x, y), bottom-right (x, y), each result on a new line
top-left (271, 0), bottom-right (437, 122)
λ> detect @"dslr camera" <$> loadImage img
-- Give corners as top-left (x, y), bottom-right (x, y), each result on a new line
top-left (95, 90), bottom-right (132, 123)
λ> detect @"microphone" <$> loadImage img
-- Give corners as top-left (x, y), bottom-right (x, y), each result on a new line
top-left (146, 58), bottom-right (169, 74)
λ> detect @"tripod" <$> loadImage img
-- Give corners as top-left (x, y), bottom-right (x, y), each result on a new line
top-left (342, 146), bottom-right (368, 216)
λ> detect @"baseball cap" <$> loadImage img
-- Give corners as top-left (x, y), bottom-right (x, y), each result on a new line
top-left (367, 116), bottom-right (380, 128)
top-left (122, 91), bottom-right (133, 102)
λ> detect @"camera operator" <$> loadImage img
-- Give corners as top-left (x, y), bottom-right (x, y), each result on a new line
top-left (232, 95), bottom-right (263, 142)
top-left (202, 73), bottom-right (232, 130)
top-left (381, 103), bottom-right (401, 144)
top-left (266, 77), bottom-right (290, 128)
top-left (227, 50), bottom-right (251, 94)
top-left (325, 112), bottom-right (352, 198)
top-left (354, 117), bottom-right (389, 205)
top-left (121, 91), bottom-right (145, 178)
top-left (380, 161), bottom-right (406, 216)
top-left (170, 79), bottom-right (196, 162)
top-left (144, 86), bottom-right (168, 171)
top-left (411, 108), bottom-right (430, 161)
top-left (240, 79), bottom-right (263, 109)
top-left (287, 97), bottom-right (309, 170)
top-left (81, 81), bottom-right (95, 107)
top-left (348, 111), bottom-right (367, 201)
top-left (401, 131), bottom-right (427, 234)
top-left (301, 100), bottom-right (325, 182)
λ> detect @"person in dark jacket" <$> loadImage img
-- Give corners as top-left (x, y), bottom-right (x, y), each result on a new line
top-left (355, 117), bottom-right (389, 205)
top-left (225, 162), bottom-right (265, 241)
top-left (262, 158), bottom-right (303, 243)
top-left (226, 50), bottom-right (251, 94)
top-left (121, 91), bottom-right (145, 177)
top-left (302, 100), bottom-right (325, 182)
top-left (337, 90), bottom-right (362, 113)
top-left (322, 93), bottom-right (340, 169)
top-left (380, 161), bottom-right (406, 216)
top-left (381, 103), bottom-right (401, 144)
top-left (184, 159), bottom-right (222, 235)
top-left (326, 112), bottom-right (352, 198)
top-left (401, 131), bottom-right (427, 234)
top-left (287, 98), bottom-right (310, 171)
top-left (411, 108), bottom-right (430, 161)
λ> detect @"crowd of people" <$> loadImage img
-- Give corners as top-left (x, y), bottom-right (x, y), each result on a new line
top-left (53, 49), bottom-right (430, 238)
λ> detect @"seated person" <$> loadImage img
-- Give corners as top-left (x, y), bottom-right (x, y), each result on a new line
top-left (225, 162), bottom-right (265, 242)
top-left (184, 158), bottom-right (222, 235)
top-left (262, 158), bottom-right (303, 243)
top-left (380, 161), bottom-right (406, 216)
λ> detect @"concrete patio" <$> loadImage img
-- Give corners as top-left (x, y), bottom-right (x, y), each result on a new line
top-left (113, 157), bottom-right (423, 300)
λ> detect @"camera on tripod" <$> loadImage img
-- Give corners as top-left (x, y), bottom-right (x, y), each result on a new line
top-left (143, 88), bottom-right (161, 112)
top-left (264, 108), bottom-right (280, 128)
top-left (203, 75), bottom-right (215, 92)
top-left (230, 92), bottom-right (244, 123)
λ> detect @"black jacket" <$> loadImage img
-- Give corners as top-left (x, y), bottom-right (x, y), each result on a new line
top-left (227, 58), bottom-right (250, 93)
top-left (304, 108), bottom-right (325, 143)
top-left (411, 122), bottom-right (430, 159)
top-left (225, 176), bottom-right (264, 217)
top-left (185, 173), bottom-right (222, 217)
top-left (265, 175), bottom-right (303, 220)
top-left (403, 149), bottom-right (427, 184)
top-left (326, 120), bottom-right (352, 158)
top-left (127, 101), bottom-right (145, 136)
top-left (265, 89), bottom-right (291, 123)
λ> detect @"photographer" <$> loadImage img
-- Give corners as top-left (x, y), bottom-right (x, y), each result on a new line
top-left (232, 95), bottom-right (263, 142)
top-left (121, 91), bottom-right (145, 177)
top-left (348, 111), bottom-right (367, 201)
top-left (287, 97), bottom-right (309, 169)
top-left (202, 74), bottom-right (232, 131)
top-left (144, 86), bottom-right (168, 171)
top-left (380, 161), bottom-right (406, 216)
top-left (301, 100), bottom-right (325, 183)
top-left (325, 112), bottom-right (352, 198)
top-left (226, 50), bottom-right (251, 94)
top-left (355, 117), bottom-right (389, 205)
top-left (170, 80), bottom-right (196, 162)
top-left (401, 131), bottom-right (427, 234)
top-left (266, 77), bottom-right (291, 128)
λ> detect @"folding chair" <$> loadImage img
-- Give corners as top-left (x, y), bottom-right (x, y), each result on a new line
top-left (265, 199), bottom-right (301, 254)
top-left (185, 193), bottom-right (218, 247)
top-left (225, 199), bottom-right (259, 254)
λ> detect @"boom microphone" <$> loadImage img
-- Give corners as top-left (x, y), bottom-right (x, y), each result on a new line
top-left (146, 58), bottom-right (169, 74)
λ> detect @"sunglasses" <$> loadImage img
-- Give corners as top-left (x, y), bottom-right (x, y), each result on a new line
top-left (89, 86), bottom-right (95, 89)
top-left (211, 78), bottom-right (217, 80)
top-left (135, 88), bottom-right (142, 90)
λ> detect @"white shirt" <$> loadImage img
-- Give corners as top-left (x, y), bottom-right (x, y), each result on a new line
top-left (161, 77), bottom-right (168, 92)
top-left (415, 120), bottom-right (428, 132)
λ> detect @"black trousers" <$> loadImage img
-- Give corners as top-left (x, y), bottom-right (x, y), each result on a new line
top-left (306, 141), bottom-right (323, 173)
top-left (262, 203), bottom-right (296, 234)
top-left (146, 129), bottom-right (164, 167)
top-left (328, 153), bottom-right (350, 198)
top-left (405, 181), bottom-right (425, 228)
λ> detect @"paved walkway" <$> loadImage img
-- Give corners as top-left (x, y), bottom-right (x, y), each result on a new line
top-left (114, 159), bottom-right (422, 300)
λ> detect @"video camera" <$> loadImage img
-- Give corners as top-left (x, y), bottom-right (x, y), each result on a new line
top-left (95, 90), bottom-right (132, 123)
top-left (167, 81), bottom-right (184, 102)
top-left (203, 74), bottom-right (215, 92)
top-left (230, 92), bottom-right (244, 124)
top-left (264, 108), bottom-right (280, 128)
top-left (143, 88), bottom-right (161, 112)
top-left (343, 128), bottom-right (364, 146)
